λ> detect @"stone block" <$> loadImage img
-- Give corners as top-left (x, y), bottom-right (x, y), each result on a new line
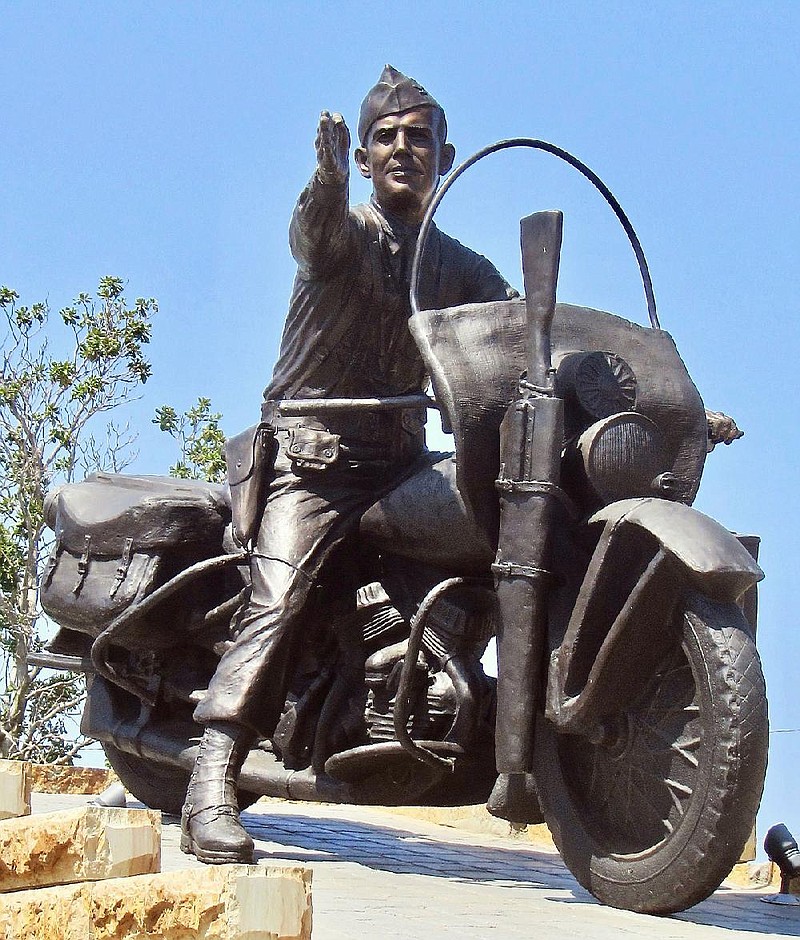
top-left (29, 764), bottom-right (118, 795)
top-left (0, 864), bottom-right (312, 939)
top-left (0, 805), bottom-right (160, 892)
top-left (725, 859), bottom-right (778, 889)
top-left (0, 759), bottom-right (31, 820)
top-left (738, 824), bottom-right (756, 863)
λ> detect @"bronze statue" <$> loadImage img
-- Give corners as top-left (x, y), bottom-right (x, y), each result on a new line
top-left (36, 66), bottom-right (769, 916)
top-left (183, 66), bottom-right (517, 865)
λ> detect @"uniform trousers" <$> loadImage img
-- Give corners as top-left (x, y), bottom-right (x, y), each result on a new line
top-left (194, 426), bottom-right (423, 736)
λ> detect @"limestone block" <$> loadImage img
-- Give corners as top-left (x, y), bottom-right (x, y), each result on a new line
top-left (0, 759), bottom-right (31, 820)
top-left (0, 864), bottom-right (312, 939)
top-left (0, 805), bottom-right (160, 892)
top-left (29, 763), bottom-right (118, 795)
top-left (738, 824), bottom-right (756, 863)
top-left (725, 859), bottom-right (778, 889)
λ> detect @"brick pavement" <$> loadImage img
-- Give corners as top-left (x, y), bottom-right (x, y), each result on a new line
top-left (33, 793), bottom-right (800, 939)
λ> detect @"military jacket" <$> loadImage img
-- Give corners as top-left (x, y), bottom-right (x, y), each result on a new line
top-left (265, 172), bottom-right (517, 405)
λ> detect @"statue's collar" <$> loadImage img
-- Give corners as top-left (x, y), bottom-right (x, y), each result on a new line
top-left (368, 197), bottom-right (435, 254)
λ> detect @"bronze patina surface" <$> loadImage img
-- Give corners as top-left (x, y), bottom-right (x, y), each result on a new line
top-left (38, 65), bottom-right (768, 916)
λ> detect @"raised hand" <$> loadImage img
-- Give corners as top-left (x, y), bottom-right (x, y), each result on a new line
top-left (315, 111), bottom-right (350, 184)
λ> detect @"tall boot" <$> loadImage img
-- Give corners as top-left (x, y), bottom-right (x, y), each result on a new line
top-left (181, 721), bottom-right (255, 864)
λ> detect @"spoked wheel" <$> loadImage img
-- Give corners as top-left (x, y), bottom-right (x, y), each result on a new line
top-left (102, 743), bottom-right (261, 817)
top-left (534, 591), bottom-right (768, 914)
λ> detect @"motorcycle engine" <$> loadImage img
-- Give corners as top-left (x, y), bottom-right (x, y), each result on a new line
top-left (361, 586), bottom-right (496, 747)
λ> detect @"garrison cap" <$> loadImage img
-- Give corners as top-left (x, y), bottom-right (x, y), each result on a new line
top-left (358, 65), bottom-right (446, 144)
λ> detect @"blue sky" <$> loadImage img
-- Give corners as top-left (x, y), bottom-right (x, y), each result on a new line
top-left (3, 2), bottom-right (799, 847)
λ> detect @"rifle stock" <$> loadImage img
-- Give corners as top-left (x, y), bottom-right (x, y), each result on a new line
top-left (493, 211), bottom-right (564, 774)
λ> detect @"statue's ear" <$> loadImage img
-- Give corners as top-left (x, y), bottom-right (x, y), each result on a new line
top-left (354, 146), bottom-right (371, 179)
top-left (439, 143), bottom-right (456, 176)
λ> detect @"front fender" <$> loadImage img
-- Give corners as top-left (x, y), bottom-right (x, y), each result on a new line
top-left (589, 498), bottom-right (763, 602)
top-left (545, 497), bottom-right (762, 734)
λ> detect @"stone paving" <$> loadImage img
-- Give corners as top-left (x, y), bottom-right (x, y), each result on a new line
top-left (33, 793), bottom-right (800, 939)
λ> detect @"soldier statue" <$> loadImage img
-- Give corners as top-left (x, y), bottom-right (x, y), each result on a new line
top-left (181, 65), bottom-right (518, 864)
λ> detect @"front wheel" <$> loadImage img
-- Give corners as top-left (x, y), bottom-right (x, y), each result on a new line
top-left (534, 591), bottom-right (768, 914)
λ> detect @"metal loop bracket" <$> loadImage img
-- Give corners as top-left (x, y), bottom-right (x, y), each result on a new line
top-left (495, 477), bottom-right (578, 518)
top-left (491, 561), bottom-right (552, 581)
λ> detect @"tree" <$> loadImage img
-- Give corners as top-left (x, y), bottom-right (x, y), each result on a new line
top-left (153, 397), bottom-right (227, 484)
top-left (0, 278), bottom-right (156, 763)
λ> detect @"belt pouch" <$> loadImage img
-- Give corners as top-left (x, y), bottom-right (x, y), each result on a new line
top-left (286, 426), bottom-right (340, 471)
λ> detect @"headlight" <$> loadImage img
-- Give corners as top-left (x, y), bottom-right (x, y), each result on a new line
top-left (570, 412), bottom-right (675, 505)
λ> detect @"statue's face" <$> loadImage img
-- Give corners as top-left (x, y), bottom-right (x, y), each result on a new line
top-left (355, 108), bottom-right (455, 224)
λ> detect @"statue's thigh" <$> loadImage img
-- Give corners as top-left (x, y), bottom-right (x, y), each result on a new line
top-left (252, 471), bottom-right (375, 606)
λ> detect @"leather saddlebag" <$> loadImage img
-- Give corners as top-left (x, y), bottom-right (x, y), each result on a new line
top-left (40, 473), bottom-right (230, 636)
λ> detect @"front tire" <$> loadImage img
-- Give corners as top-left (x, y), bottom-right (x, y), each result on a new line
top-left (535, 591), bottom-right (768, 914)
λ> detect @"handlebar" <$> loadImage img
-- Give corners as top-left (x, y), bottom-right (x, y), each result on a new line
top-left (275, 394), bottom-right (438, 416)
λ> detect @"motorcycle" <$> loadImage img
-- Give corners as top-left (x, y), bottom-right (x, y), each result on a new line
top-left (35, 142), bottom-right (768, 916)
